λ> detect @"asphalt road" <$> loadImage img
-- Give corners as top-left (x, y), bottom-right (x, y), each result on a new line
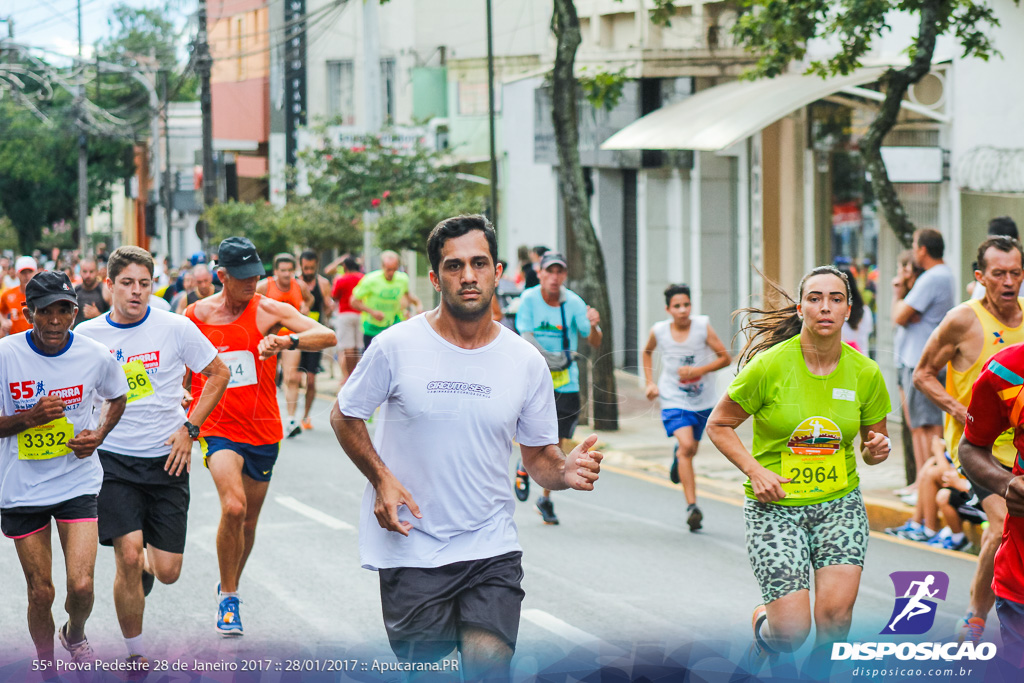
top-left (0, 396), bottom-right (1001, 682)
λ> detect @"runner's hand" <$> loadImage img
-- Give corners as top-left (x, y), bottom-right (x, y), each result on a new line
top-left (83, 303), bottom-right (101, 319)
top-left (180, 387), bottom-right (193, 410)
top-left (586, 306), bottom-right (601, 326)
top-left (163, 426), bottom-right (193, 476)
top-left (749, 465), bottom-right (789, 503)
top-left (370, 309), bottom-right (385, 322)
top-left (1006, 477), bottom-right (1024, 517)
top-left (67, 429), bottom-right (103, 459)
top-left (24, 395), bottom-right (66, 427)
top-left (257, 334), bottom-right (291, 360)
top-left (678, 366), bottom-right (701, 383)
top-left (644, 382), bottom-right (659, 401)
top-left (862, 430), bottom-right (890, 465)
top-left (563, 434), bottom-right (602, 491)
top-left (373, 472), bottom-right (422, 536)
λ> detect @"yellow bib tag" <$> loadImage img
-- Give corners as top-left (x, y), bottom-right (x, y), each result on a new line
top-left (780, 450), bottom-right (848, 499)
top-left (551, 369), bottom-right (570, 390)
top-left (18, 417), bottom-right (74, 460)
top-left (309, 311), bottom-right (320, 322)
top-left (122, 360), bottom-right (155, 403)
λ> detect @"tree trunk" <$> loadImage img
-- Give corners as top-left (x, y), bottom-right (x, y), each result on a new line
top-left (859, 0), bottom-right (941, 248)
top-left (551, 0), bottom-right (618, 430)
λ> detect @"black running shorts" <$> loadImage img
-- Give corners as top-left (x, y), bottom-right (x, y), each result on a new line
top-left (2, 494), bottom-right (98, 539)
top-left (97, 450), bottom-right (190, 553)
top-left (378, 551), bottom-right (525, 661)
top-left (554, 391), bottom-right (581, 441)
top-left (298, 350), bottom-right (322, 374)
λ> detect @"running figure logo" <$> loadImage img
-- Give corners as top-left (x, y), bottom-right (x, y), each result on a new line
top-left (881, 571), bottom-right (949, 635)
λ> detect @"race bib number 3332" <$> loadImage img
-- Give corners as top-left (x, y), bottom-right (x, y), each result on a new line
top-left (19, 417), bottom-right (74, 460)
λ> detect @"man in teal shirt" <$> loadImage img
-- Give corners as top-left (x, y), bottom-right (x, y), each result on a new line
top-left (515, 252), bottom-right (602, 524)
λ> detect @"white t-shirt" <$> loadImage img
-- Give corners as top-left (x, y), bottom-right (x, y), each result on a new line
top-left (76, 306), bottom-right (218, 458)
top-left (0, 331), bottom-right (129, 508)
top-left (337, 315), bottom-right (559, 571)
top-left (652, 317), bottom-right (720, 411)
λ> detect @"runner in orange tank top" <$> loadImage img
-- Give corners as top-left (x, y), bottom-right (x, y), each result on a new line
top-left (256, 254), bottom-right (313, 439)
top-left (186, 238), bottom-right (335, 638)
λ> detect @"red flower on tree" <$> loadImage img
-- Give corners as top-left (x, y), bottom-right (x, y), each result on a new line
top-left (371, 198), bottom-right (381, 208)
top-left (382, 190), bottom-right (391, 199)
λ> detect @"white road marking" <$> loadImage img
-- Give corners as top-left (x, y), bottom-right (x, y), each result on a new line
top-left (275, 495), bottom-right (355, 530)
top-left (521, 608), bottom-right (625, 655)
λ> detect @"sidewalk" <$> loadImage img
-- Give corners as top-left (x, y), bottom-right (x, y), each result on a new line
top-left (314, 363), bottom-right (918, 533)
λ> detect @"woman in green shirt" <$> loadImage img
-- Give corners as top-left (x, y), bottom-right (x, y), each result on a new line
top-left (706, 265), bottom-right (892, 668)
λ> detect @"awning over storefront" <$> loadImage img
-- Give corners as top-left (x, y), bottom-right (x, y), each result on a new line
top-left (600, 66), bottom-right (891, 152)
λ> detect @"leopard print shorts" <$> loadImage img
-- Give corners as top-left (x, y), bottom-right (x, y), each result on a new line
top-left (744, 488), bottom-right (868, 605)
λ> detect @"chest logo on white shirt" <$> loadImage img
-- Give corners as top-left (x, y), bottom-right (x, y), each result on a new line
top-left (125, 350), bottom-right (160, 374)
top-left (426, 381), bottom-right (492, 397)
top-left (10, 381), bottom-right (82, 413)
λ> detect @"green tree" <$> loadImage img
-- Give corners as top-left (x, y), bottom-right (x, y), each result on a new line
top-left (280, 198), bottom-right (363, 256)
top-left (202, 201), bottom-right (286, 268)
top-left (733, 0), bottom-right (1018, 246)
top-left (296, 127), bottom-right (487, 253)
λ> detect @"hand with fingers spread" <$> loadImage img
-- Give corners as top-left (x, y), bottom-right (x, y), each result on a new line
top-left (563, 434), bottom-right (603, 491)
top-left (861, 430), bottom-right (890, 466)
top-left (373, 471), bottom-right (423, 536)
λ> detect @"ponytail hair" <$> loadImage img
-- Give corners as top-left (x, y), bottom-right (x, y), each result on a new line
top-left (735, 265), bottom-right (851, 369)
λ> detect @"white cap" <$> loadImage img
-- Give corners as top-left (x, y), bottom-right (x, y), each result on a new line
top-left (15, 256), bottom-right (37, 273)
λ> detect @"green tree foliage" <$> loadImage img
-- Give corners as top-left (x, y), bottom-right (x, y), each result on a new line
top-left (202, 201), bottom-right (288, 268)
top-left (296, 127), bottom-right (487, 256)
top-left (733, 0), bottom-right (1018, 245)
top-left (279, 198), bottom-right (362, 256)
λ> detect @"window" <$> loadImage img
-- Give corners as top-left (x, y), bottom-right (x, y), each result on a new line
top-left (380, 58), bottom-right (396, 124)
top-left (326, 60), bottom-right (355, 125)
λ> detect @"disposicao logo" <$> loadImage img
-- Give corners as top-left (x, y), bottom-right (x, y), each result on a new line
top-left (882, 571), bottom-right (947, 635)
top-left (831, 570), bottom-right (997, 662)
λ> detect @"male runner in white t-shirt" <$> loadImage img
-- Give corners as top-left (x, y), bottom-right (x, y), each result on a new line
top-left (332, 215), bottom-right (603, 680)
top-left (0, 271), bottom-right (129, 672)
top-left (76, 246), bottom-right (230, 669)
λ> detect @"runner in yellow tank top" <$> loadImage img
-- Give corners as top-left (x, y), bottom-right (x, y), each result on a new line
top-left (914, 236), bottom-right (1024, 646)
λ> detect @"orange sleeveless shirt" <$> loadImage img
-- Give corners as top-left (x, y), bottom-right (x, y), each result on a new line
top-left (265, 277), bottom-right (303, 335)
top-left (185, 294), bottom-right (282, 445)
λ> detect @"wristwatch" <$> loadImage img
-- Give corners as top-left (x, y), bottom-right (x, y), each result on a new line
top-left (184, 421), bottom-right (200, 440)
top-left (288, 334), bottom-right (300, 350)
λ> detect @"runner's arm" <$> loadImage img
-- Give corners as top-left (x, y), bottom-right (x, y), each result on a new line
top-left (961, 437), bottom-right (1024, 516)
top-left (164, 356), bottom-right (230, 476)
top-left (68, 394), bottom-right (127, 458)
top-left (697, 323), bottom-right (732, 375)
top-left (519, 434), bottom-right (602, 491)
top-left (913, 306), bottom-right (971, 423)
top-left (330, 402), bottom-right (422, 536)
top-left (584, 306), bottom-right (602, 348)
top-left (298, 279), bottom-right (314, 315)
top-left (255, 279), bottom-right (268, 295)
top-left (0, 395), bottom-right (66, 437)
top-left (256, 297), bottom-right (336, 357)
top-left (641, 330), bottom-right (659, 400)
top-left (706, 394), bottom-right (790, 502)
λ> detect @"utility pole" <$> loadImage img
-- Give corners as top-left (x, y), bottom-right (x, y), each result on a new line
top-left (485, 0), bottom-right (498, 231)
top-left (196, 0), bottom-right (215, 252)
top-left (77, 0), bottom-right (89, 257)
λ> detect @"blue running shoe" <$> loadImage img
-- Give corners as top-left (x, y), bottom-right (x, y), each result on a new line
top-left (216, 595), bottom-right (243, 636)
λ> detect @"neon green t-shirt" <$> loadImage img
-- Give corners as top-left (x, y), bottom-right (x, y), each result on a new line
top-left (727, 335), bottom-right (891, 506)
top-left (351, 270), bottom-right (410, 336)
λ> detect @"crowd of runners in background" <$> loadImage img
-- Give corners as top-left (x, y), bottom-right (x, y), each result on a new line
top-left (3, 214), bottom-right (1024, 680)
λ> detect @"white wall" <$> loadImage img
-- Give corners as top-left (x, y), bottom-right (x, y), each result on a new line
top-left (500, 76), bottom-right (559, 262)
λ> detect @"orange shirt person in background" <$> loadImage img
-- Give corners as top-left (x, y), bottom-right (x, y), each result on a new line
top-left (0, 256), bottom-right (38, 336)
